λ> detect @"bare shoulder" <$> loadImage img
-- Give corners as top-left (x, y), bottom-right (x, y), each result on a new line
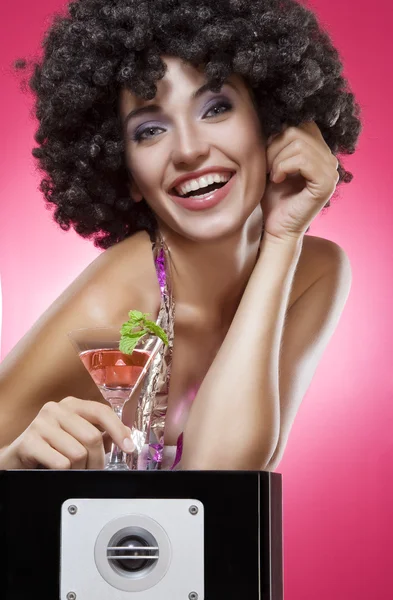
top-left (76, 230), bottom-right (161, 324)
top-left (288, 234), bottom-right (351, 309)
top-left (1, 229), bottom-right (161, 366)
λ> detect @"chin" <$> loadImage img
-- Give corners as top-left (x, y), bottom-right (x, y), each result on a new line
top-left (161, 208), bottom-right (259, 245)
top-left (150, 188), bottom-right (264, 244)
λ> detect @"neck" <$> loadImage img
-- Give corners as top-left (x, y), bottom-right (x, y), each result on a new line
top-left (159, 207), bottom-right (263, 332)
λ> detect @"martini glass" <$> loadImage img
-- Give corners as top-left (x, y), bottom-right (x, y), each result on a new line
top-left (68, 327), bottom-right (163, 471)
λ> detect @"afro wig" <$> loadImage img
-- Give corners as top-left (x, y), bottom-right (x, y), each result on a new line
top-left (15, 0), bottom-right (362, 248)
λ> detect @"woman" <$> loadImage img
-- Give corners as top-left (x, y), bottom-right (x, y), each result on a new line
top-left (0, 0), bottom-right (361, 471)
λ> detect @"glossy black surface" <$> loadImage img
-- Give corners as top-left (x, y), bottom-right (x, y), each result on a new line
top-left (0, 470), bottom-right (282, 599)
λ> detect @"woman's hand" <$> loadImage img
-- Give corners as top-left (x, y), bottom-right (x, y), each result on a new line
top-left (0, 397), bottom-right (134, 470)
top-left (261, 122), bottom-right (340, 242)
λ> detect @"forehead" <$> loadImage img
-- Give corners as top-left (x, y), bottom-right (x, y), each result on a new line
top-left (119, 56), bottom-right (244, 113)
top-left (119, 57), bottom-right (205, 113)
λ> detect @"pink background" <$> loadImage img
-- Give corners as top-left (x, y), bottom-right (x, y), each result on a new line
top-left (1, 0), bottom-right (392, 597)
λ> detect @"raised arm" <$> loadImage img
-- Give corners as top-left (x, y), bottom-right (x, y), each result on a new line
top-left (181, 121), bottom-right (350, 470)
top-left (181, 233), bottom-right (351, 471)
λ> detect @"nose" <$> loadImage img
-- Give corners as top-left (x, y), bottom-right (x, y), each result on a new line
top-left (170, 122), bottom-right (210, 166)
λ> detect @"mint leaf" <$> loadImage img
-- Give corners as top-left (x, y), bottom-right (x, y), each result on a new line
top-left (128, 309), bottom-right (145, 323)
top-left (119, 335), bottom-right (140, 355)
top-left (144, 319), bottom-right (169, 346)
top-left (120, 322), bottom-right (144, 336)
top-left (119, 310), bottom-right (168, 355)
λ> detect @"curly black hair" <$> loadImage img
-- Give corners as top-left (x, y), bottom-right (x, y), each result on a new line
top-left (15, 0), bottom-right (362, 249)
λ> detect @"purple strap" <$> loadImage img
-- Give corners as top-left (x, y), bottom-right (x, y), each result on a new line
top-left (171, 432), bottom-right (184, 470)
top-left (154, 240), bottom-right (183, 470)
top-left (155, 246), bottom-right (167, 296)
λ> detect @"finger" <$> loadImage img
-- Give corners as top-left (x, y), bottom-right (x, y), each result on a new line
top-left (267, 124), bottom-right (330, 171)
top-left (298, 121), bottom-right (326, 141)
top-left (269, 140), bottom-right (310, 179)
top-left (40, 419), bottom-right (94, 469)
top-left (286, 122), bottom-right (325, 145)
top-left (18, 434), bottom-right (72, 470)
top-left (30, 412), bottom-right (92, 469)
top-left (267, 136), bottom-right (329, 177)
top-left (286, 145), bottom-right (338, 181)
top-left (38, 401), bottom-right (106, 469)
top-left (102, 427), bottom-right (133, 455)
top-left (271, 153), bottom-right (316, 184)
top-left (57, 411), bottom-right (106, 469)
top-left (102, 431), bottom-right (113, 454)
top-left (271, 153), bottom-right (338, 198)
top-left (61, 398), bottom-right (134, 454)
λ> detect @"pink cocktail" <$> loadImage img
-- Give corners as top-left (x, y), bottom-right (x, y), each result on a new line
top-left (80, 348), bottom-right (151, 402)
top-left (68, 327), bottom-right (163, 471)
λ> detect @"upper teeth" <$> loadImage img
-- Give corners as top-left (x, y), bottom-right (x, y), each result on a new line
top-left (175, 172), bottom-right (232, 196)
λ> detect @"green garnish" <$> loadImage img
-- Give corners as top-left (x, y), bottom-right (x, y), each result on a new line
top-left (119, 310), bottom-right (169, 355)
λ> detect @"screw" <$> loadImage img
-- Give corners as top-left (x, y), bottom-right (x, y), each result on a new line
top-left (189, 505), bottom-right (199, 515)
top-left (68, 505), bottom-right (78, 515)
top-left (67, 593), bottom-right (77, 600)
top-left (189, 593), bottom-right (198, 600)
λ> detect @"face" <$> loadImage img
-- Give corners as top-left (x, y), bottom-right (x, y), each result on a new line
top-left (119, 56), bottom-right (267, 243)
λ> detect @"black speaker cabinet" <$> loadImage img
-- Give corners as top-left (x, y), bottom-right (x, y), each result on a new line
top-left (0, 470), bottom-right (283, 599)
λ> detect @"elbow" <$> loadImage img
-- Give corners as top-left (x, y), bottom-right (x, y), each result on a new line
top-left (262, 438), bottom-right (286, 472)
top-left (181, 432), bottom-right (279, 471)
top-left (244, 435), bottom-right (279, 471)
top-left (181, 404), bottom-right (280, 471)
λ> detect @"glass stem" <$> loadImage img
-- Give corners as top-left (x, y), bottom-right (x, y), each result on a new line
top-left (108, 401), bottom-right (126, 466)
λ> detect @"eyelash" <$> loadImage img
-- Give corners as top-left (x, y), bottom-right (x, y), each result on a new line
top-left (204, 99), bottom-right (233, 118)
top-left (132, 99), bottom-right (233, 143)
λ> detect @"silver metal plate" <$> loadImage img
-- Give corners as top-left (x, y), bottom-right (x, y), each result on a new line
top-left (60, 498), bottom-right (204, 599)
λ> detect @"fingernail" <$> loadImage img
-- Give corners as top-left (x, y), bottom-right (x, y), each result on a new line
top-left (123, 437), bottom-right (134, 452)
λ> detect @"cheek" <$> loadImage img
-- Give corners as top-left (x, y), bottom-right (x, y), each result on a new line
top-left (236, 121), bottom-right (267, 179)
top-left (238, 117), bottom-right (267, 198)
top-left (244, 117), bottom-right (266, 157)
top-left (127, 151), bottom-right (160, 198)
top-left (225, 112), bottom-right (266, 161)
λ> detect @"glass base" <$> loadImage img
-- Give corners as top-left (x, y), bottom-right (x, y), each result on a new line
top-left (105, 462), bottom-right (130, 471)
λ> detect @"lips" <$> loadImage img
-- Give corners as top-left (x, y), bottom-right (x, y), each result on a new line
top-left (168, 166), bottom-right (235, 193)
top-left (168, 173), bottom-right (237, 211)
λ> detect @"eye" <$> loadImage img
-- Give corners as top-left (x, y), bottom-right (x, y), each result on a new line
top-left (132, 125), bottom-right (166, 143)
top-left (203, 100), bottom-right (233, 119)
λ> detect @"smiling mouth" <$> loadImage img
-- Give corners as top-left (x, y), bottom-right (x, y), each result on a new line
top-left (169, 173), bottom-right (235, 199)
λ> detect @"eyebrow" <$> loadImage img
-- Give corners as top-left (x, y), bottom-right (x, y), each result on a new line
top-left (122, 81), bottom-right (236, 128)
